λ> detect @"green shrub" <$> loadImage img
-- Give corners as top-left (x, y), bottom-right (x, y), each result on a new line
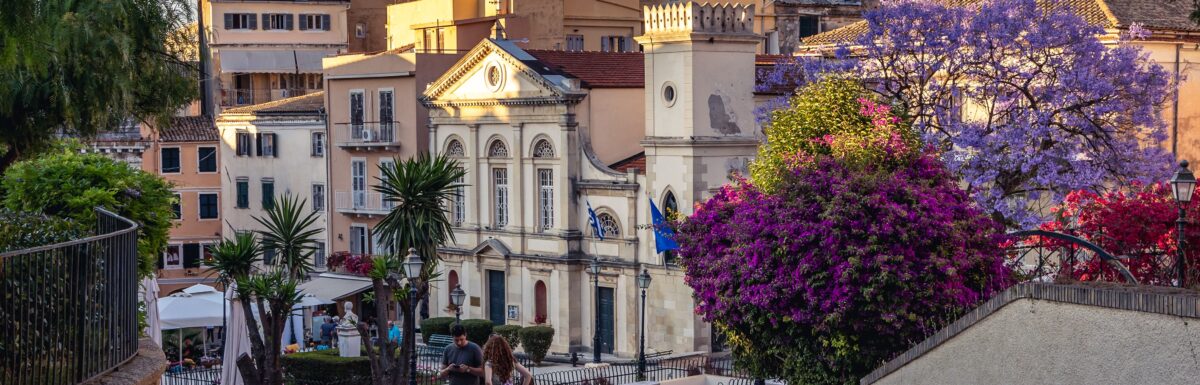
top-left (0, 208), bottom-right (89, 253)
top-left (493, 324), bottom-right (523, 350)
top-left (421, 317), bottom-right (456, 343)
top-left (459, 319), bottom-right (493, 346)
top-left (518, 326), bottom-right (554, 364)
top-left (281, 349), bottom-right (372, 384)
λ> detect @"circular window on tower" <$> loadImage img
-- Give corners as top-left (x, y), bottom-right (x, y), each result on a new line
top-left (661, 82), bottom-right (677, 107)
top-left (485, 62), bottom-right (505, 92)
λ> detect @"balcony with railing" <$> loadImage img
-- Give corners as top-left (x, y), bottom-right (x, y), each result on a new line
top-left (335, 122), bottom-right (401, 151)
top-left (221, 88), bottom-right (311, 107)
top-left (334, 190), bottom-right (396, 216)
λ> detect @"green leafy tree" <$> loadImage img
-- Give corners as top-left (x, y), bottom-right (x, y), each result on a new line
top-left (254, 193), bottom-right (323, 279)
top-left (2, 152), bottom-right (175, 277)
top-left (0, 0), bottom-right (196, 173)
top-left (359, 154), bottom-right (467, 385)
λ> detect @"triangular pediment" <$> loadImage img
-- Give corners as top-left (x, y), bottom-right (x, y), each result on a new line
top-left (422, 39), bottom-right (583, 105)
top-left (470, 239), bottom-right (511, 258)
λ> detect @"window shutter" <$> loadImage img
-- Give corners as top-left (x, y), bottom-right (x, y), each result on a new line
top-left (183, 244), bottom-right (201, 268)
top-left (624, 36), bottom-right (633, 52)
top-left (157, 254), bottom-right (165, 269)
top-left (285, 14), bottom-right (294, 30)
top-left (224, 14), bottom-right (233, 29)
top-left (256, 133), bottom-right (263, 156)
top-left (322, 15), bottom-right (331, 31)
top-left (270, 133), bottom-right (279, 157)
top-left (299, 14), bottom-right (309, 31)
top-left (262, 14), bottom-right (270, 30)
top-left (601, 37), bottom-right (610, 52)
top-left (247, 14), bottom-right (256, 30)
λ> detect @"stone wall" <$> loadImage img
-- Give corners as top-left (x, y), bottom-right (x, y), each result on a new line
top-left (82, 338), bottom-right (167, 385)
top-left (866, 284), bottom-right (1200, 385)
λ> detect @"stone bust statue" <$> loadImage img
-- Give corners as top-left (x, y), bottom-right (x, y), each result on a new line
top-left (338, 301), bottom-right (358, 328)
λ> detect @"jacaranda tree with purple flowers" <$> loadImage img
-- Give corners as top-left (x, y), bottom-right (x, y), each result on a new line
top-left (762, 0), bottom-right (1176, 228)
top-left (678, 81), bottom-right (1014, 384)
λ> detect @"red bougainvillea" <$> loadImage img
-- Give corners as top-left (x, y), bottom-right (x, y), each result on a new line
top-left (326, 252), bottom-right (374, 276)
top-left (1038, 182), bottom-right (1200, 286)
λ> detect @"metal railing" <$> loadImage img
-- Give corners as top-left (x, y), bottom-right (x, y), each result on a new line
top-left (534, 355), bottom-right (764, 385)
top-left (0, 208), bottom-right (140, 385)
top-left (222, 88), bottom-right (313, 107)
top-left (336, 122), bottom-right (398, 147)
top-left (334, 191), bottom-right (395, 214)
top-left (161, 367), bottom-right (221, 385)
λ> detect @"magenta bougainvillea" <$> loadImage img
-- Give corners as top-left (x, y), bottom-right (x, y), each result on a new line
top-left (326, 252), bottom-right (374, 276)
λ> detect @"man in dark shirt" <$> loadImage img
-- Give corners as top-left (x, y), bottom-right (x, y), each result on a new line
top-left (440, 325), bottom-right (483, 385)
top-left (319, 317), bottom-right (337, 347)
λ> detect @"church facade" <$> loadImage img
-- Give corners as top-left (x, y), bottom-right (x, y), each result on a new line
top-left (420, 2), bottom-right (763, 356)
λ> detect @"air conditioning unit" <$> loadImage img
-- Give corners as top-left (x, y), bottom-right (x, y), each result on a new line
top-left (361, 129), bottom-right (374, 141)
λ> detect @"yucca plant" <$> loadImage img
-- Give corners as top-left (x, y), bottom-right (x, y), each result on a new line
top-left (360, 153), bottom-right (466, 385)
top-left (253, 193), bottom-right (322, 279)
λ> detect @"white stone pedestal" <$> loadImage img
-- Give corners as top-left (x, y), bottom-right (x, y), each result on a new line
top-left (337, 326), bottom-right (361, 357)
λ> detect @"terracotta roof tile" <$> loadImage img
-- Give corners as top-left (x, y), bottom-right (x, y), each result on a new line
top-left (609, 152), bottom-right (646, 174)
top-left (223, 92), bottom-right (325, 114)
top-left (801, 0), bottom-right (1198, 48)
top-left (160, 116), bottom-right (218, 142)
top-left (524, 50), bottom-right (644, 88)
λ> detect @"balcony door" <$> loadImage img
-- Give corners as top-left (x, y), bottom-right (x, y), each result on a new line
top-left (352, 160), bottom-right (366, 208)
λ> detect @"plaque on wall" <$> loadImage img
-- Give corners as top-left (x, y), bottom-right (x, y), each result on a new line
top-left (507, 305), bottom-right (519, 320)
top-left (470, 296), bottom-right (481, 307)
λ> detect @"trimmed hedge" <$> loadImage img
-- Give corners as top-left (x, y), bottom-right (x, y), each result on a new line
top-left (459, 319), bottom-right (493, 346)
top-left (518, 326), bottom-right (554, 364)
top-left (493, 325), bottom-right (523, 350)
top-left (281, 349), bottom-right (371, 384)
top-left (421, 317), bottom-right (456, 343)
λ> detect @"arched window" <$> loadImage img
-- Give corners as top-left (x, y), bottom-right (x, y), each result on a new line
top-left (663, 191), bottom-right (679, 264)
top-left (488, 140), bottom-right (509, 158)
top-left (597, 213), bottom-right (620, 238)
top-left (447, 270), bottom-right (459, 307)
top-left (534, 280), bottom-right (547, 323)
top-left (446, 139), bottom-right (465, 157)
top-left (532, 139), bottom-right (555, 158)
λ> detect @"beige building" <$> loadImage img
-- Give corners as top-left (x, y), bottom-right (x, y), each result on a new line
top-left (799, 0), bottom-right (1200, 170)
top-left (419, 2), bottom-right (762, 356)
top-left (144, 117), bottom-right (225, 295)
top-left (204, 0), bottom-right (350, 108)
top-left (216, 93), bottom-right (331, 271)
top-left (645, 0), bottom-right (879, 55)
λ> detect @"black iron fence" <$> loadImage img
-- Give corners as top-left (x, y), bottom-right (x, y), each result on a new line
top-left (161, 367), bottom-right (221, 385)
top-left (534, 354), bottom-right (762, 385)
top-left (0, 208), bottom-right (140, 385)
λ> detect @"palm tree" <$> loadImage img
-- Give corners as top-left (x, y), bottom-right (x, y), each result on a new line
top-left (360, 153), bottom-right (466, 385)
top-left (253, 193), bottom-right (322, 279)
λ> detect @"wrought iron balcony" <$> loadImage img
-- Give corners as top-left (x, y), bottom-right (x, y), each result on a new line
top-left (334, 190), bottom-right (396, 216)
top-left (335, 122), bottom-right (400, 151)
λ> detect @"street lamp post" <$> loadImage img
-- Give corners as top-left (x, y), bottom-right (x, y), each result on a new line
top-left (404, 248), bottom-right (425, 385)
top-left (590, 258), bottom-right (601, 363)
top-left (450, 285), bottom-right (466, 326)
top-left (636, 268), bottom-right (652, 381)
top-left (1172, 160), bottom-right (1197, 287)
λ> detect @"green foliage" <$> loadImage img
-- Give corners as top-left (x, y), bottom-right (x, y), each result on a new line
top-left (0, 0), bottom-right (197, 172)
top-left (373, 153), bottom-right (467, 264)
top-left (204, 232), bottom-right (262, 283)
top-left (749, 78), bottom-right (919, 191)
top-left (517, 326), bottom-right (554, 364)
top-left (281, 349), bottom-right (372, 384)
top-left (493, 325), bottom-right (523, 350)
top-left (253, 193), bottom-right (322, 279)
top-left (459, 319), bottom-right (494, 346)
top-left (2, 152), bottom-right (175, 277)
top-left (420, 317), bottom-right (456, 343)
top-left (0, 208), bottom-right (90, 253)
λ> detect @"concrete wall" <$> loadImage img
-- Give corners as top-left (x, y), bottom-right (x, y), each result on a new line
top-left (584, 88), bottom-right (646, 165)
top-left (873, 297), bottom-right (1200, 385)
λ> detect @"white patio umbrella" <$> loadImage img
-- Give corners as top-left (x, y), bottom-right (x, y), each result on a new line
top-left (158, 287), bottom-right (227, 363)
top-left (140, 277), bottom-right (162, 347)
top-left (222, 283), bottom-right (251, 385)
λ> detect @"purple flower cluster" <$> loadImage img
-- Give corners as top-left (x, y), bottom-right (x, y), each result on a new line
top-left (677, 153), bottom-right (1013, 382)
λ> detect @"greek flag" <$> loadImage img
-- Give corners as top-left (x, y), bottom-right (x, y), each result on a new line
top-left (587, 201), bottom-right (605, 240)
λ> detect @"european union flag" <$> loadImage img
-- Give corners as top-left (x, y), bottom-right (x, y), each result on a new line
top-left (587, 201), bottom-right (605, 240)
top-left (650, 198), bottom-right (679, 253)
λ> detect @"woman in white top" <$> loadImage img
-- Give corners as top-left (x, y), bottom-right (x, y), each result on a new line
top-left (483, 334), bottom-right (533, 385)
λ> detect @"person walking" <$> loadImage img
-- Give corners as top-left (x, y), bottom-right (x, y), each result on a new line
top-left (439, 325), bottom-right (484, 385)
top-left (482, 334), bottom-right (532, 385)
top-left (320, 316), bottom-right (338, 347)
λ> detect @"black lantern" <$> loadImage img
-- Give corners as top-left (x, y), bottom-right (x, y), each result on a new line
top-left (403, 248), bottom-right (424, 280)
top-left (636, 268), bottom-right (652, 380)
top-left (450, 285), bottom-right (466, 325)
top-left (1172, 160), bottom-right (1195, 287)
top-left (404, 248), bottom-right (423, 385)
top-left (590, 258), bottom-right (601, 363)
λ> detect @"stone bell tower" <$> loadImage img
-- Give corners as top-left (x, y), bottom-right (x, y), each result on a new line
top-left (637, 1), bottom-right (761, 217)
